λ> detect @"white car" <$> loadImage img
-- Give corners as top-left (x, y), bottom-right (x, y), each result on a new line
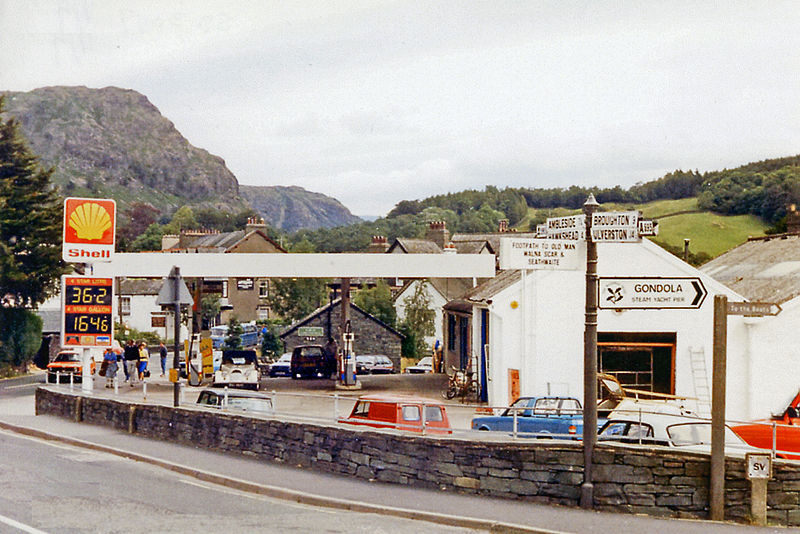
top-left (213, 350), bottom-right (261, 390)
top-left (356, 355), bottom-right (395, 374)
top-left (404, 356), bottom-right (433, 374)
top-left (599, 406), bottom-right (760, 455)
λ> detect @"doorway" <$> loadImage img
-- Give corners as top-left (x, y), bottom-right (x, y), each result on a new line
top-left (598, 332), bottom-right (676, 394)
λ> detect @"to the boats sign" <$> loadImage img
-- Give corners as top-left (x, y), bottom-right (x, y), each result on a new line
top-left (598, 277), bottom-right (707, 309)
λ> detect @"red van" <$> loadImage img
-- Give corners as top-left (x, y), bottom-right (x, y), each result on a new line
top-left (340, 394), bottom-right (452, 434)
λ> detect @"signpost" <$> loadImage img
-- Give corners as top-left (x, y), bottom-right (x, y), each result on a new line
top-left (499, 237), bottom-right (585, 271)
top-left (726, 301), bottom-right (782, 317)
top-left (590, 210), bottom-right (639, 242)
top-left (598, 277), bottom-right (707, 309)
top-left (545, 214), bottom-right (585, 240)
top-left (746, 451), bottom-right (772, 525)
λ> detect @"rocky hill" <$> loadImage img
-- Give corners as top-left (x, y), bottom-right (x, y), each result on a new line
top-left (1, 86), bottom-right (359, 231)
top-left (240, 185), bottom-right (361, 232)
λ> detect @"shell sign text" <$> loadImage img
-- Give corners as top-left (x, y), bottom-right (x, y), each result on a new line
top-left (62, 197), bottom-right (116, 262)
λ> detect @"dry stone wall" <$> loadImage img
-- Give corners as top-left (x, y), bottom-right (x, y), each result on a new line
top-left (35, 388), bottom-right (800, 526)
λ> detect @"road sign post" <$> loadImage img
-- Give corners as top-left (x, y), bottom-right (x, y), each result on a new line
top-left (581, 194), bottom-right (599, 510)
top-left (156, 266), bottom-right (194, 407)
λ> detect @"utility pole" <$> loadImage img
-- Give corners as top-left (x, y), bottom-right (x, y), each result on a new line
top-left (710, 294), bottom-right (728, 520)
top-left (581, 193), bottom-right (599, 509)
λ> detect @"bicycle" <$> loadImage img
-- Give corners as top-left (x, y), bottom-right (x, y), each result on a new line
top-left (442, 366), bottom-right (479, 401)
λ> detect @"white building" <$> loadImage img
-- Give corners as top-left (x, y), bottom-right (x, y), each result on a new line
top-left (445, 238), bottom-right (769, 422)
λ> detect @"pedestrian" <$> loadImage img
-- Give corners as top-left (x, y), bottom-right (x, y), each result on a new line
top-left (159, 342), bottom-right (167, 377)
top-left (121, 339), bottom-right (131, 382)
top-left (123, 339), bottom-right (139, 386)
top-left (138, 342), bottom-right (149, 381)
top-left (323, 337), bottom-right (338, 378)
top-left (102, 346), bottom-right (118, 388)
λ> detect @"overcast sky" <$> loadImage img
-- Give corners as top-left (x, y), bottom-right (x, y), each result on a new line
top-left (2, 1), bottom-right (799, 217)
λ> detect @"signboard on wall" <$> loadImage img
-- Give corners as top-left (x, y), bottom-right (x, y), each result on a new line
top-left (598, 277), bottom-right (707, 309)
top-left (298, 326), bottom-right (324, 337)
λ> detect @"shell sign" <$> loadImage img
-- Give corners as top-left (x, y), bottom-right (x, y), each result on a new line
top-left (62, 197), bottom-right (116, 262)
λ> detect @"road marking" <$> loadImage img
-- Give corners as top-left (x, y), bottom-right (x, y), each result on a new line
top-left (3, 383), bottom-right (39, 390)
top-left (0, 513), bottom-right (50, 534)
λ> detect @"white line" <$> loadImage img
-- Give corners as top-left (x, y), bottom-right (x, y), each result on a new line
top-left (0, 513), bottom-right (50, 534)
top-left (3, 383), bottom-right (39, 390)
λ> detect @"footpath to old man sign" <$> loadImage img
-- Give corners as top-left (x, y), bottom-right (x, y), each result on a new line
top-left (499, 237), bottom-right (586, 270)
top-left (62, 197), bottom-right (116, 262)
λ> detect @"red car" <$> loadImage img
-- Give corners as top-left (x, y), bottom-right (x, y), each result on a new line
top-left (339, 394), bottom-right (452, 434)
top-left (46, 350), bottom-right (96, 383)
top-left (732, 390), bottom-right (800, 459)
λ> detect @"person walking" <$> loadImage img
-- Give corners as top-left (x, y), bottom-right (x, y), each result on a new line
top-left (123, 339), bottom-right (140, 386)
top-left (159, 342), bottom-right (167, 377)
top-left (138, 342), bottom-right (149, 381)
top-left (102, 346), bottom-right (118, 388)
top-left (121, 340), bottom-right (131, 382)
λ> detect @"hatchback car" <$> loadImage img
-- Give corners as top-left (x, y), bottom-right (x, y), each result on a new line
top-left (46, 351), bottom-right (96, 383)
top-left (355, 355), bottom-right (395, 374)
top-left (339, 394), bottom-right (451, 434)
top-left (404, 356), bottom-right (433, 374)
top-left (268, 353), bottom-right (292, 377)
top-left (195, 389), bottom-right (274, 415)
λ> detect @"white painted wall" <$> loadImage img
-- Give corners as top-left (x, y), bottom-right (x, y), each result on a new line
top-left (476, 239), bottom-right (764, 421)
top-left (395, 280), bottom-right (446, 347)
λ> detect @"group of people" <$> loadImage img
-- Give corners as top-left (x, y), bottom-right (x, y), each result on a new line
top-left (101, 340), bottom-right (168, 388)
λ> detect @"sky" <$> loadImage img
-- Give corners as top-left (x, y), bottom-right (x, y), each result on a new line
top-left (2, 1), bottom-right (799, 217)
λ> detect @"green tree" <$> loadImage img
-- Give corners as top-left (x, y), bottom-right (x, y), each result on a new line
top-left (267, 278), bottom-right (329, 322)
top-left (200, 293), bottom-right (221, 327)
top-left (0, 95), bottom-right (67, 309)
top-left (399, 281), bottom-right (435, 358)
top-left (354, 279), bottom-right (396, 326)
top-left (223, 316), bottom-right (243, 350)
top-left (0, 308), bottom-right (42, 371)
top-left (259, 321), bottom-right (283, 358)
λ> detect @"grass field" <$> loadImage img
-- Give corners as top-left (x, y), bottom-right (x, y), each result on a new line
top-left (518, 197), bottom-right (770, 262)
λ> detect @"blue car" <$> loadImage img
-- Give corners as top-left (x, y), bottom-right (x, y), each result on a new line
top-left (471, 396), bottom-right (594, 438)
top-left (268, 353), bottom-right (292, 377)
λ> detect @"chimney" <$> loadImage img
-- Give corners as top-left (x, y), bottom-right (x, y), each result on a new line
top-left (788, 204), bottom-right (800, 234)
top-left (443, 242), bottom-right (457, 255)
top-left (246, 216), bottom-right (269, 234)
top-left (368, 235), bottom-right (389, 253)
top-left (426, 220), bottom-right (450, 250)
top-left (498, 219), bottom-right (509, 233)
top-left (161, 234), bottom-right (179, 250)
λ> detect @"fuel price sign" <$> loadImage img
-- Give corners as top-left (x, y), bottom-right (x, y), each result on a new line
top-left (61, 275), bottom-right (114, 348)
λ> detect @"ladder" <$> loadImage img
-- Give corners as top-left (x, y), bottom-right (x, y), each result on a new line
top-left (689, 346), bottom-right (711, 417)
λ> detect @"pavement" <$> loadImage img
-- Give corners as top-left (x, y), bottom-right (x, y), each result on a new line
top-left (0, 373), bottom-right (793, 534)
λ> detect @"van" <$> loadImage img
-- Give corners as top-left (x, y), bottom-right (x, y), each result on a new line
top-left (339, 394), bottom-right (452, 434)
top-left (290, 344), bottom-right (336, 379)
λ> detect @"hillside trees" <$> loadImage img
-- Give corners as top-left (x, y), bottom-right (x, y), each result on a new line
top-left (0, 95), bottom-right (67, 370)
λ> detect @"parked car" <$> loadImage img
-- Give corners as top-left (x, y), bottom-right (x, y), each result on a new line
top-left (46, 350), bottom-right (95, 383)
top-left (339, 394), bottom-right (451, 434)
top-left (195, 388), bottom-right (273, 415)
top-left (355, 355), bottom-right (395, 374)
top-left (732, 389), bottom-right (800, 459)
top-left (471, 396), bottom-right (588, 437)
top-left (599, 408), bottom-right (758, 455)
top-left (268, 352), bottom-right (293, 377)
top-left (404, 356), bottom-right (433, 374)
top-left (291, 345), bottom-right (336, 379)
top-left (213, 350), bottom-right (261, 390)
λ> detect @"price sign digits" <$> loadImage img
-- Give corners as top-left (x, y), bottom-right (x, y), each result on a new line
top-left (61, 276), bottom-right (114, 348)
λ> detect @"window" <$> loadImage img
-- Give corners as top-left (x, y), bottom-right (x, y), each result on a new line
top-left (447, 315), bottom-right (456, 351)
top-left (401, 405), bottom-right (420, 421)
top-left (533, 398), bottom-right (559, 416)
top-left (352, 401), bottom-right (370, 417)
top-left (424, 406), bottom-right (444, 422)
top-left (120, 296), bottom-right (131, 315)
top-left (259, 279), bottom-right (269, 298)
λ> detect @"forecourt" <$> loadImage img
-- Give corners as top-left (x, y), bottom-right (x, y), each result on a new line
top-left (90, 252), bottom-right (496, 279)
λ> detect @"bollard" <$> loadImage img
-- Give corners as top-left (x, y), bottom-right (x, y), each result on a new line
top-left (333, 393), bottom-right (339, 421)
top-left (114, 376), bottom-right (118, 395)
top-left (142, 380), bottom-right (147, 401)
top-left (56, 371), bottom-right (61, 385)
top-left (513, 407), bottom-right (518, 439)
top-left (271, 390), bottom-right (276, 413)
top-left (223, 386), bottom-right (229, 408)
top-left (69, 372), bottom-right (74, 391)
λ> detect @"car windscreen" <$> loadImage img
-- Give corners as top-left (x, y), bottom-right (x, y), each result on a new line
top-left (222, 351), bottom-right (257, 365)
top-left (54, 353), bottom-right (80, 362)
top-left (667, 423), bottom-right (746, 446)
top-left (227, 397), bottom-right (272, 414)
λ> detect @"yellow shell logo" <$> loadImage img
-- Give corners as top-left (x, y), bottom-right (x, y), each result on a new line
top-left (68, 202), bottom-right (112, 240)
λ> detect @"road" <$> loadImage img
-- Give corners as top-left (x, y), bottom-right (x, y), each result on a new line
top-left (0, 374), bottom-right (792, 534)
top-left (0, 428), bottom-right (476, 534)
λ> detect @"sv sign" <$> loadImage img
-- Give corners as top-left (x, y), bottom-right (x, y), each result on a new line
top-left (746, 453), bottom-right (772, 479)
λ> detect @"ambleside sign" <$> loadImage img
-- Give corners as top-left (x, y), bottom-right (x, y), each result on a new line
top-left (62, 197), bottom-right (116, 262)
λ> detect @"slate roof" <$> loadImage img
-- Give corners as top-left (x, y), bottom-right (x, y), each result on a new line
top-left (119, 278), bottom-right (163, 296)
top-left (37, 309), bottom-right (62, 334)
top-left (701, 233), bottom-right (800, 304)
top-left (167, 230), bottom-right (285, 253)
top-left (388, 238), bottom-right (443, 254)
top-left (461, 269), bottom-right (521, 303)
top-left (280, 298), bottom-right (404, 339)
top-left (451, 232), bottom-right (536, 257)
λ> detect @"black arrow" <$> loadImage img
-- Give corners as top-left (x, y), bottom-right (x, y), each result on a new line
top-left (691, 280), bottom-right (706, 307)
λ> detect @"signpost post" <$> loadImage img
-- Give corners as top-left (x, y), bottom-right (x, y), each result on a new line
top-left (156, 266), bottom-right (194, 407)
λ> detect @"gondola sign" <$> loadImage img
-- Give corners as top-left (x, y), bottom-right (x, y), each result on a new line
top-left (598, 277), bottom-right (707, 309)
